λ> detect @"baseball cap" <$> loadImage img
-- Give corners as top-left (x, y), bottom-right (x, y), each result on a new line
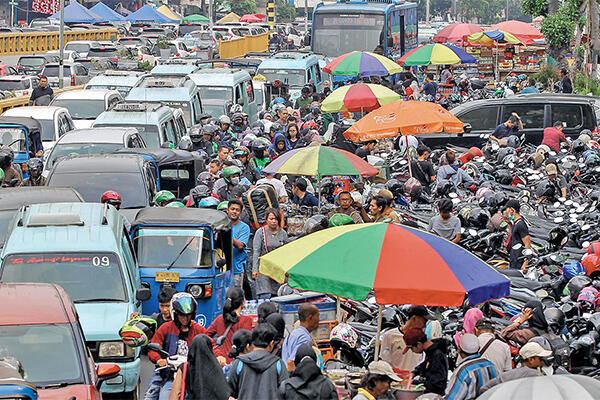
top-left (475, 317), bottom-right (496, 331)
top-left (502, 199), bottom-right (521, 213)
top-left (519, 342), bottom-right (552, 359)
top-left (459, 333), bottom-right (479, 355)
top-left (377, 189), bottom-right (394, 201)
top-left (368, 361), bottom-right (401, 382)
top-left (545, 163), bottom-right (558, 175)
top-left (402, 327), bottom-right (426, 354)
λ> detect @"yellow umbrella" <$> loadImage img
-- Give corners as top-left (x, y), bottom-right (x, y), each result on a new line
top-left (157, 5), bottom-right (181, 21)
top-left (217, 12), bottom-right (240, 24)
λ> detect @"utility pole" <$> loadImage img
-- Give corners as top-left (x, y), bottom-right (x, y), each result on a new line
top-left (506, 0), bottom-right (509, 20)
top-left (426, 0), bottom-right (429, 24)
top-left (304, 0), bottom-right (308, 36)
top-left (58, 0), bottom-right (64, 88)
top-left (9, 0), bottom-right (18, 27)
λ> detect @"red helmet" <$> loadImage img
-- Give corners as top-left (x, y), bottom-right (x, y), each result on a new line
top-left (302, 120), bottom-right (318, 130)
top-left (469, 147), bottom-right (483, 157)
top-left (582, 253), bottom-right (600, 276)
top-left (101, 190), bottom-right (122, 207)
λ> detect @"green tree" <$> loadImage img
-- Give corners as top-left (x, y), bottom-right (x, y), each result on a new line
top-left (458, 0), bottom-right (505, 24)
top-left (417, 0), bottom-right (452, 20)
top-left (229, 0), bottom-right (256, 16)
top-left (276, 0), bottom-right (296, 22)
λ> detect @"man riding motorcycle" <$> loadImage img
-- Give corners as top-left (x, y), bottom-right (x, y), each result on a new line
top-left (20, 158), bottom-right (45, 186)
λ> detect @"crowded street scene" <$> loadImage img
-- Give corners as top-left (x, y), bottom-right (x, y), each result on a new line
top-left (3, 0), bottom-right (600, 398)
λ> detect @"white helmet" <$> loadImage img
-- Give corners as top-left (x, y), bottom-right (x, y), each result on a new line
top-left (330, 322), bottom-right (358, 349)
top-left (219, 115), bottom-right (231, 125)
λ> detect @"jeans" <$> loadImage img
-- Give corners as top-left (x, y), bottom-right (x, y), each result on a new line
top-left (143, 370), bottom-right (173, 400)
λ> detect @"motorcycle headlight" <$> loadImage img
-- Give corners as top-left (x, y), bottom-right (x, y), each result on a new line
top-left (99, 341), bottom-right (125, 358)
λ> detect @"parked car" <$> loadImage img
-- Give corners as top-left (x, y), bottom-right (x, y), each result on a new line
top-left (193, 31), bottom-right (221, 60)
top-left (84, 70), bottom-right (149, 97)
top-left (63, 40), bottom-right (101, 57)
top-left (178, 22), bottom-right (207, 36)
top-left (118, 36), bottom-right (151, 48)
top-left (50, 89), bottom-right (123, 129)
top-left (0, 282), bottom-right (121, 399)
top-left (0, 64), bottom-right (19, 77)
top-left (16, 54), bottom-right (58, 76)
top-left (42, 62), bottom-right (90, 88)
top-left (46, 49), bottom-right (82, 63)
top-left (2, 106), bottom-right (75, 151)
top-left (0, 75), bottom-right (38, 97)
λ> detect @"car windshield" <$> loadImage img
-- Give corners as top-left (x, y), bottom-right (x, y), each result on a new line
top-left (86, 84), bottom-right (132, 96)
top-left (51, 99), bottom-right (105, 119)
top-left (88, 48), bottom-right (118, 58)
top-left (43, 66), bottom-right (70, 78)
top-left (179, 24), bottom-right (203, 36)
top-left (135, 228), bottom-right (211, 268)
top-left (46, 143), bottom-right (124, 170)
top-left (18, 57), bottom-right (45, 67)
top-left (1, 252), bottom-right (126, 302)
top-left (197, 86), bottom-right (232, 102)
top-left (95, 123), bottom-right (160, 147)
top-left (65, 43), bottom-right (91, 53)
top-left (0, 80), bottom-right (28, 90)
top-left (256, 68), bottom-right (305, 87)
top-left (0, 324), bottom-right (83, 387)
top-left (0, 127), bottom-right (26, 152)
top-left (202, 102), bottom-right (227, 118)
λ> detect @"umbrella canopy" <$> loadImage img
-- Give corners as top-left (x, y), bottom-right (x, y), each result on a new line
top-left (491, 20), bottom-right (544, 39)
top-left (465, 30), bottom-right (535, 46)
top-left (51, 2), bottom-right (101, 24)
top-left (262, 144), bottom-right (378, 177)
top-left (260, 223), bottom-right (510, 306)
top-left (479, 375), bottom-right (600, 400)
top-left (433, 23), bottom-right (483, 44)
top-left (323, 51), bottom-right (403, 77)
top-left (89, 2), bottom-right (125, 21)
top-left (182, 14), bottom-right (209, 22)
top-left (157, 5), bottom-right (181, 21)
top-left (397, 43), bottom-right (477, 66)
top-left (217, 12), bottom-right (240, 24)
top-left (321, 83), bottom-right (401, 113)
top-left (115, 4), bottom-right (131, 15)
top-left (240, 14), bottom-right (264, 22)
top-left (344, 100), bottom-right (463, 142)
top-left (127, 5), bottom-right (178, 23)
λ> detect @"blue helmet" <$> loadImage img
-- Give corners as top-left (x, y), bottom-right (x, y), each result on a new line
top-left (273, 97), bottom-right (286, 104)
top-left (198, 196), bottom-right (219, 209)
top-left (563, 261), bottom-right (586, 282)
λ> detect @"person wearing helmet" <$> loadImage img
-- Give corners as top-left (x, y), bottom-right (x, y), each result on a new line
top-left (234, 146), bottom-right (261, 183)
top-left (214, 165), bottom-right (242, 201)
top-left (328, 191), bottom-right (363, 224)
top-left (20, 158), bottom-right (45, 186)
top-left (101, 190), bottom-right (122, 210)
top-left (0, 149), bottom-right (21, 187)
top-left (541, 121), bottom-right (569, 153)
top-left (146, 293), bottom-right (225, 399)
top-left (490, 113), bottom-right (522, 145)
top-left (219, 115), bottom-right (232, 135)
top-left (153, 190), bottom-right (176, 207)
top-left (231, 113), bottom-right (246, 136)
top-left (428, 198), bottom-right (461, 243)
top-left (196, 125), bottom-right (218, 155)
top-left (294, 86), bottom-right (313, 117)
top-left (166, 201), bottom-right (186, 208)
top-left (503, 199), bottom-right (531, 272)
top-left (249, 137), bottom-right (271, 173)
top-left (198, 196), bottom-right (220, 209)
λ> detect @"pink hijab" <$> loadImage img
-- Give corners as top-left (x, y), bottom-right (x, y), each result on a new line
top-left (453, 308), bottom-right (483, 346)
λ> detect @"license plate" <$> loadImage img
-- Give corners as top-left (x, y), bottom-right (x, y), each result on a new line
top-left (155, 271), bottom-right (180, 282)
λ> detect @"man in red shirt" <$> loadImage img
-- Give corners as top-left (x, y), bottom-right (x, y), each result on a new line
top-left (541, 121), bottom-right (569, 153)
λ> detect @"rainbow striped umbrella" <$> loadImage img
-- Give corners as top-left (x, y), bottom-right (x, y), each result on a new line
top-left (397, 43), bottom-right (477, 66)
top-left (465, 30), bottom-right (535, 46)
top-left (260, 223), bottom-right (510, 306)
top-left (261, 144), bottom-right (378, 178)
top-left (321, 83), bottom-right (401, 113)
top-left (323, 51), bottom-right (403, 77)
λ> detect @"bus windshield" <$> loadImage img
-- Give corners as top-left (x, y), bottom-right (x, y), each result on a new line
top-left (312, 12), bottom-right (385, 58)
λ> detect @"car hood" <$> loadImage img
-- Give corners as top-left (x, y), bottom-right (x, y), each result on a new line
top-left (39, 385), bottom-right (94, 400)
top-left (72, 119), bottom-right (94, 129)
top-left (76, 302), bottom-right (132, 342)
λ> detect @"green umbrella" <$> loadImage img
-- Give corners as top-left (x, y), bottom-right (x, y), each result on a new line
top-left (182, 14), bottom-right (209, 22)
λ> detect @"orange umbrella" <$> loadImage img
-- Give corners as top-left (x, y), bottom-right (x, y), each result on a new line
top-left (490, 20), bottom-right (543, 39)
top-left (343, 100), bottom-right (464, 142)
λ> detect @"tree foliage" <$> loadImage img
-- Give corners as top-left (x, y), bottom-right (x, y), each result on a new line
top-left (541, 10), bottom-right (575, 49)
top-left (276, 0), bottom-right (296, 22)
top-left (229, 0), bottom-right (256, 16)
top-left (521, 0), bottom-right (548, 17)
top-left (417, 0), bottom-right (452, 19)
top-left (458, 0), bottom-right (505, 24)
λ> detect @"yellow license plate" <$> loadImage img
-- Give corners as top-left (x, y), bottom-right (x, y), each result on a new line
top-left (155, 271), bottom-right (180, 283)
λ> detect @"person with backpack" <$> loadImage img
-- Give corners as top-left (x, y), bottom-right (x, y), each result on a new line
top-left (252, 208), bottom-right (288, 299)
top-left (228, 323), bottom-right (288, 400)
top-left (474, 318), bottom-right (512, 373)
top-left (279, 344), bottom-right (338, 400)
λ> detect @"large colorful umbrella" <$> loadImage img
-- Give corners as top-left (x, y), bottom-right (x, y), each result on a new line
top-left (182, 14), bottom-right (209, 22)
top-left (397, 43), bottom-right (477, 66)
top-left (465, 30), bottom-right (535, 46)
top-left (320, 83), bottom-right (401, 113)
top-left (323, 51), bottom-right (403, 77)
top-left (262, 144), bottom-right (378, 178)
top-left (344, 100), bottom-right (463, 142)
top-left (491, 20), bottom-right (543, 39)
top-left (260, 223), bottom-right (510, 306)
top-left (240, 13), bottom-right (265, 22)
top-left (433, 23), bottom-right (483, 45)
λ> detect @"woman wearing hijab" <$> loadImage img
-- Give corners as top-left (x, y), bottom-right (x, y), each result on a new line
top-left (168, 335), bottom-right (230, 400)
top-left (266, 312), bottom-right (286, 357)
top-left (279, 344), bottom-right (338, 400)
top-left (501, 300), bottom-right (548, 345)
top-left (268, 133), bottom-right (290, 160)
top-left (453, 308), bottom-right (483, 346)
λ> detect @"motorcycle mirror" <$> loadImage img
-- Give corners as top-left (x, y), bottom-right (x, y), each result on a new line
top-left (596, 166), bottom-right (600, 172)
top-left (492, 143), bottom-right (499, 151)
top-left (146, 343), bottom-right (163, 353)
top-left (469, 229), bottom-right (477, 236)
top-left (380, 153), bottom-right (388, 158)
top-left (522, 248), bottom-right (534, 256)
top-left (570, 217), bottom-right (577, 223)
top-left (565, 200), bottom-right (573, 206)
top-left (582, 224), bottom-right (591, 231)
top-left (555, 210), bottom-right (564, 216)
top-left (583, 241), bottom-right (591, 248)
top-left (554, 217), bottom-right (564, 223)
top-left (569, 213), bottom-right (579, 219)
top-left (513, 243), bottom-right (522, 250)
top-left (577, 206), bottom-right (586, 213)
top-left (573, 202), bottom-right (580, 208)
top-left (550, 255), bottom-right (557, 261)
top-left (400, 159), bottom-right (407, 165)
top-left (580, 163), bottom-right (586, 168)
top-left (461, 227), bottom-right (466, 233)
top-left (508, 162), bottom-right (515, 169)
top-left (549, 151), bottom-right (557, 156)
top-left (449, 192), bottom-right (458, 198)
top-left (558, 197), bottom-right (566, 202)
top-left (553, 202), bottom-right (561, 208)
top-left (367, 297), bottom-right (376, 304)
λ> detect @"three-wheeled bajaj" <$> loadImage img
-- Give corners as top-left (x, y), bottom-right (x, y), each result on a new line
top-left (130, 207), bottom-right (233, 327)
top-left (0, 360), bottom-right (37, 399)
top-left (0, 116), bottom-right (42, 181)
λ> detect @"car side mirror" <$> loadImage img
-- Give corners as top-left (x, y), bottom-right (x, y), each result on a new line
top-left (96, 363), bottom-right (120, 389)
top-left (136, 287), bottom-right (151, 302)
top-left (463, 123), bottom-right (472, 133)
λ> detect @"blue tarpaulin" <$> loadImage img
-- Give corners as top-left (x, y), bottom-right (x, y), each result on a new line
top-left (90, 2), bottom-right (125, 21)
top-left (126, 4), bottom-right (178, 23)
top-left (50, 1), bottom-right (101, 24)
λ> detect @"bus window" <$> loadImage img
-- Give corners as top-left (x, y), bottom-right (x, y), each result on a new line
top-left (388, 11), bottom-right (402, 55)
top-left (405, 8), bottom-right (418, 51)
top-left (162, 119), bottom-right (176, 144)
top-left (312, 13), bottom-right (385, 58)
top-left (192, 95), bottom-right (202, 124)
top-left (315, 65), bottom-right (322, 84)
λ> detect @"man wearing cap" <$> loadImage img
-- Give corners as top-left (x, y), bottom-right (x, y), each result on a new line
top-left (328, 191), bottom-right (363, 224)
top-left (444, 333), bottom-right (497, 400)
top-left (503, 199), bottom-right (531, 272)
top-left (380, 306), bottom-right (432, 372)
top-left (545, 163), bottom-right (568, 199)
top-left (353, 361), bottom-right (401, 400)
top-left (480, 342), bottom-right (551, 393)
top-left (542, 121), bottom-right (569, 153)
top-left (405, 327), bottom-right (449, 396)
top-left (475, 318), bottom-right (512, 373)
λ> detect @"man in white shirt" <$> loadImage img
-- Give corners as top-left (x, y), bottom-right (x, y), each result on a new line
top-left (475, 318), bottom-right (512, 373)
top-left (256, 172), bottom-right (288, 203)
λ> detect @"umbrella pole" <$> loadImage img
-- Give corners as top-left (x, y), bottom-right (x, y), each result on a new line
top-left (406, 135), bottom-right (413, 177)
top-left (374, 304), bottom-right (383, 361)
top-left (318, 175), bottom-right (322, 213)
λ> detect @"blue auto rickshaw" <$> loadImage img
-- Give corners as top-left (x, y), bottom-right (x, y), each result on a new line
top-left (0, 361), bottom-right (37, 400)
top-left (130, 207), bottom-right (233, 327)
top-left (0, 116), bottom-right (42, 179)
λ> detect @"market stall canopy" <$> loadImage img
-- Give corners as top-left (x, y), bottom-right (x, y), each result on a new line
top-left (217, 12), bottom-right (240, 24)
top-left (240, 13), bottom-right (265, 22)
top-left (397, 43), bottom-right (477, 66)
top-left (433, 23), bottom-right (483, 45)
top-left (89, 2), bottom-right (125, 21)
top-left (321, 83), bottom-right (401, 113)
top-left (51, 2), bottom-right (101, 24)
top-left (465, 30), bottom-right (535, 46)
top-left (126, 4), bottom-right (178, 23)
top-left (260, 223), bottom-right (510, 306)
top-left (182, 14), bottom-right (209, 22)
top-left (323, 51), bottom-right (403, 77)
top-left (157, 5), bottom-right (181, 22)
top-left (491, 20), bottom-right (544, 39)
top-left (344, 100), bottom-right (464, 142)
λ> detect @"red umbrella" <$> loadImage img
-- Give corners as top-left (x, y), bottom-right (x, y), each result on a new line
top-left (240, 14), bottom-right (264, 22)
top-left (490, 20), bottom-right (543, 39)
top-left (433, 23), bottom-right (483, 45)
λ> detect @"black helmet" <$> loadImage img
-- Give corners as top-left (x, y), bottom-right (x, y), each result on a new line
top-left (544, 307), bottom-right (566, 335)
top-left (548, 227), bottom-right (567, 249)
top-left (190, 184), bottom-right (212, 202)
top-left (270, 121), bottom-right (282, 133)
top-left (178, 136), bottom-right (193, 151)
top-left (309, 104), bottom-right (321, 116)
top-left (506, 135), bottom-right (520, 148)
top-left (571, 139), bottom-right (586, 154)
top-left (468, 207), bottom-right (490, 229)
top-left (535, 179), bottom-right (556, 199)
top-left (252, 137), bottom-right (269, 151)
top-left (189, 124), bottom-right (202, 139)
top-left (320, 177), bottom-right (335, 201)
top-left (250, 121), bottom-right (264, 134)
top-left (196, 171), bottom-right (213, 187)
top-left (385, 178), bottom-right (404, 198)
top-left (494, 169), bottom-right (513, 185)
top-left (567, 275), bottom-right (592, 301)
top-left (232, 112), bottom-right (244, 123)
top-left (26, 158), bottom-right (43, 174)
top-left (303, 215), bottom-right (329, 234)
top-left (496, 147), bottom-right (515, 163)
top-left (201, 125), bottom-right (219, 137)
top-left (0, 150), bottom-right (11, 169)
top-left (436, 180), bottom-right (455, 197)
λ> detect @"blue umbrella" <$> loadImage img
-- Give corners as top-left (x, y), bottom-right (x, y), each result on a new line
top-left (51, 2), bottom-right (101, 24)
top-left (126, 4), bottom-right (178, 23)
top-left (90, 2), bottom-right (125, 21)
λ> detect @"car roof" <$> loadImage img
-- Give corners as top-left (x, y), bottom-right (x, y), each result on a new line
top-left (132, 207), bottom-right (231, 230)
top-left (189, 69), bottom-right (250, 87)
top-left (3, 106), bottom-right (67, 119)
top-left (65, 40), bottom-right (99, 44)
top-left (54, 127), bottom-right (138, 145)
top-left (258, 52), bottom-right (318, 70)
top-left (115, 148), bottom-right (204, 165)
top-left (0, 283), bottom-right (77, 325)
top-left (150, 64), bottom-right (200, 76)
top-left (54, 89), bottom-right (120, 100)
top-left (86, 72), bottom-right (148, 87)
top-left (0, 187), bottom-right (83, 211)
top-left (44, 62), bottom-right (82, 67)
top-left (94, 102), bottom-right (172, 125)
top-left (0, 75), bottom-right (32, 81)
top-left (51, 154), bottom-right (145, 174)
